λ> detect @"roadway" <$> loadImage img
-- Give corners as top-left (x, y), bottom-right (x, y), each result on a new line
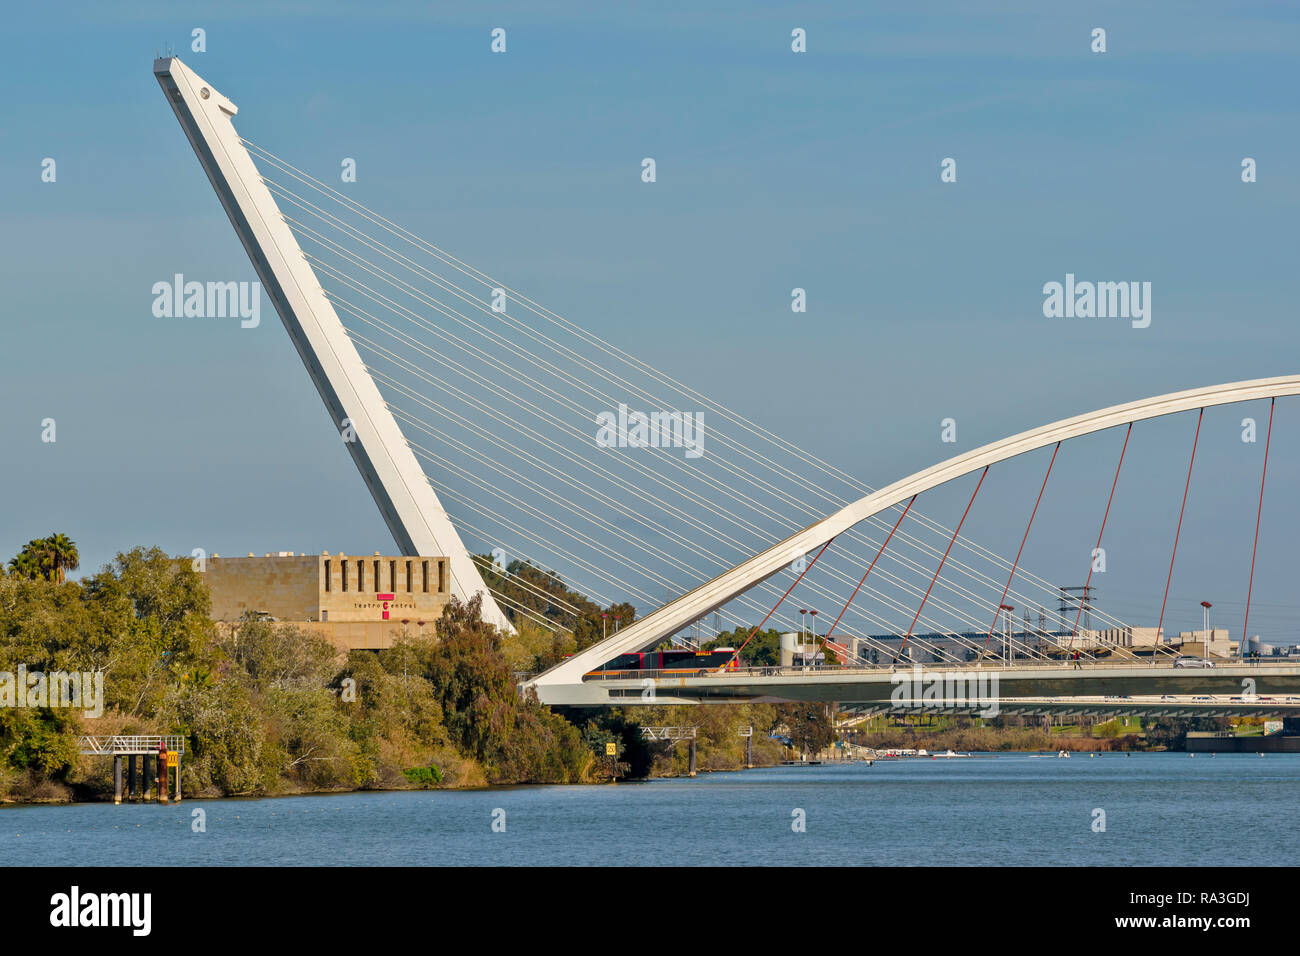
top-left (543, 659), bottom-right (1300, 712)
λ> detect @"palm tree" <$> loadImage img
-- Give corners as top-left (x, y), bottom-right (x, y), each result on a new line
top-left (7, 534), bottom-right (79, 582)
top-left (7, 547), bottom-right (45, 580)
top-left (42, 533), bottom-right (79, 583)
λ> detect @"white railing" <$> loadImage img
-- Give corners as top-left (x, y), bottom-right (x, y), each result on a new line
top-left (640, 726), bottom-right (697, 741)
top-left (78, 735), bottom-right (187, 756)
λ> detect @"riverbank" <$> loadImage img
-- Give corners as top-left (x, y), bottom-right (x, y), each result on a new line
top-left (842, 711), bottom-right (1246, 753)
top-left (1, 747), bottom-right (784, 807)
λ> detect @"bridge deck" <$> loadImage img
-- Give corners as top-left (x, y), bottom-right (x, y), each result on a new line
top-left (540, 661), bottom-right (1300, 709)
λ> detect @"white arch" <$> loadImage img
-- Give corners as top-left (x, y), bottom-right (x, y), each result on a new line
top-left (528, 375), bottom-right (1300, 698)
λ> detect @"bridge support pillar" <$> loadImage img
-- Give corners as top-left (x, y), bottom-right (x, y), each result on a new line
top-left (174, 755), bottom-right (182, 803)
top-left (127, 754), bottom-right (137, 801)
top-left (745, 734), bottom-right (753, 769)
top-left (143, 755), bottom-right (155, 802)
top-left (113, 756), bottom-right (122, 805)
top-left (688, 738), bottom-right (697, 777)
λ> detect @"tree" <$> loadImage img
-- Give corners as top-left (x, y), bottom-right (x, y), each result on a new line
top-left (42, 534), bottom-right (80, 584)
top-left (705, 627), bottom-right (783, 666)
top-left (780, 703), bottom-right (834, 757)
top-left (422, 595), bottom-right (518, 763)
top-left (217, 617), bottom-right (335, 692)
top-left (0, 707), bottom-right (81, 779)
top-left (1144, 717), bottom-right (1189, 751)
top-left (7, 546), bottom-right (45, 581)
top-left (76, 547), bottom-right (212, 716)
top-left (7, 534), bottom-right (79, 583)
top-left (164, 678), bottom-right (278, 795)
top-left (417, 595), bottom-right (589, 783)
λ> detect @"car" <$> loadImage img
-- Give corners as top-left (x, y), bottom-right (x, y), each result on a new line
top-left (1174, 656), bottom-right (1215, 668)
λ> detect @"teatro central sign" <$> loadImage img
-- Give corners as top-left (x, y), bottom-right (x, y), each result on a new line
top-left (353, 594), bottom-right (415, 620)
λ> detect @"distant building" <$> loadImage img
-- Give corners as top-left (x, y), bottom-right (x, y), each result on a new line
top-left (1081, 626), bottom-right (1162, 650)
top-left (198, 551), bottom-right (451, 652)
top-left (1173, 627), bottom-right (1236, 658)
top-left (780, 632), bottom-right (827, 666)
top-left (1243, 636), bottom-right (1300, 657)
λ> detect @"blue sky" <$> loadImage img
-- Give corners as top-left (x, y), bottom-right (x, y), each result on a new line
top-left (2, 1), bottom-right (1299, 639)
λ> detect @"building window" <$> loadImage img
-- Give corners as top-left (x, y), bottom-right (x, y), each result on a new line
top-left (373, 560), bottom-right (380, 592)
top-left (324, 560), bottom-right (331, 592)
top-left (389, 560), bottom-right (397, 592)
top-left (438, 560), bottom-right (446, 594)
top-left (422, 560), bottom-right (429, 593)
top-left (342, 561), bottom-right (348, 592)
top-left (321, 610), bottom-right (328, 622)
top-left (405, 560), bottom-right (412, 592)
top-left (357, 560), bottom-right (364, 592)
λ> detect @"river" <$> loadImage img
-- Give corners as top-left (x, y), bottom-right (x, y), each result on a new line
top-left (5, 753), bottom-right (1298, 866)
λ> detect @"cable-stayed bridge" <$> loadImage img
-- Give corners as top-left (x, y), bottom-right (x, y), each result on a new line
top-left (156, 57), bottom-right (1300, 712)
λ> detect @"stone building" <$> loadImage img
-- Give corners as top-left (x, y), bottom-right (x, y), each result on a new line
top-left (199, 551), bottom-right (452, 652)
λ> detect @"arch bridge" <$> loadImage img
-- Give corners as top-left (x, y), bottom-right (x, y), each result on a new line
top-left (153, 57), bottom-right (1300, 715)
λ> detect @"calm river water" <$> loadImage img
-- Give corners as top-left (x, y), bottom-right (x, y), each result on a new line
top-left (5, 753), bottom-right (1297, 866)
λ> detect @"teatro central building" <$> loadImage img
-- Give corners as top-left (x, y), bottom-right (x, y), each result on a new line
top-left (199, 552), bottom-right (453, 652)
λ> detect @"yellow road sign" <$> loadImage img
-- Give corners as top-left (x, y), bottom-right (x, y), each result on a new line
top-left (605, 742), bottom-right (616, 756)
top-left (166, 752), bottom-right (178, 768)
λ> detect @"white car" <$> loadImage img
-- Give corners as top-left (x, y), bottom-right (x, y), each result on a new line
top-left (1173, 656), bottom-right (1215, 668)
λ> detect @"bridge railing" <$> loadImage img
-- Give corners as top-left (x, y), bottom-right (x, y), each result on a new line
top-left (582, 657), bottom-right (1300, 682)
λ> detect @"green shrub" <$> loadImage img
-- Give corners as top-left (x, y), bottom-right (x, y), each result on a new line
top-left (401, 765), bottom-right (443, 787)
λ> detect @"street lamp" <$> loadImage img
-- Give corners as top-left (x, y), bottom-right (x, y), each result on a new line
top-left (1201, 601), bottom-right (1213, 657)
top-left (809, 610), bottom-right (819, 667)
